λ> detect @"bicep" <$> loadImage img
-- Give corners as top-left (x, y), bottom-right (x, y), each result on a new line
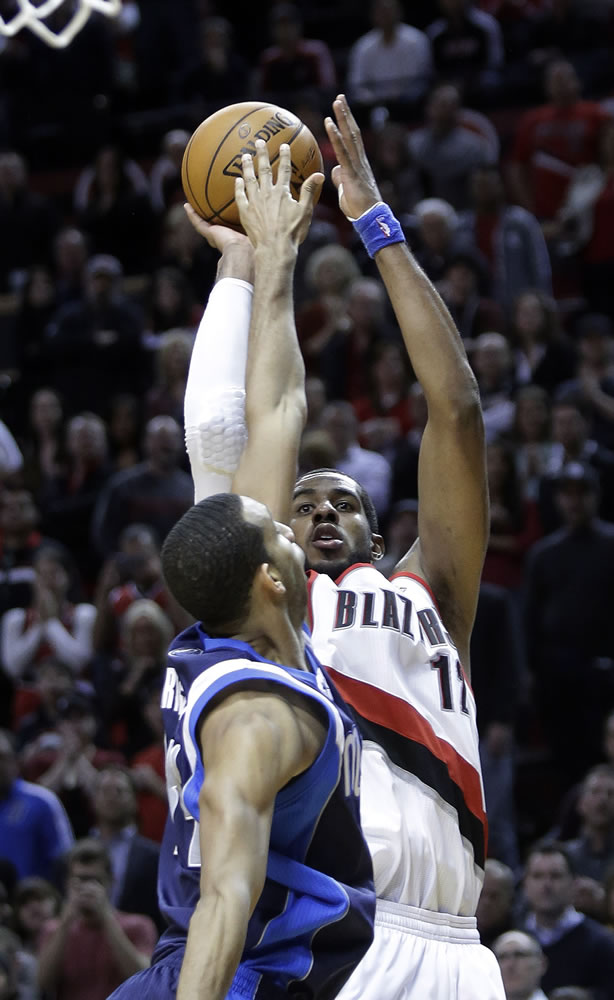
top-left (398, 397), bottom-right (488, 644)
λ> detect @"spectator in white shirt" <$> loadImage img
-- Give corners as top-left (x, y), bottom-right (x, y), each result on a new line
top-left (347, 0), bottom-right (432, 114)
top-left (1, 544), bottom-right (95, 680)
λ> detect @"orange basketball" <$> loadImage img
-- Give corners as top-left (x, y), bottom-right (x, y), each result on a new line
top-left (181, 101), bottom-right (323, 230)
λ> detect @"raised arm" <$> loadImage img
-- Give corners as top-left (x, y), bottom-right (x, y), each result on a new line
top-left (231, 141), bottom-right (323, 523)
top-left (177, 689), bottom-right (325, 1000)
top-left (326, 96), bottom-right (488, 659)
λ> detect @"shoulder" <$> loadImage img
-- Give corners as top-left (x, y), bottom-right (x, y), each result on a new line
top-left (426, 18), bottom-right (446, 40)
top-left (526, 530), bottom-right (567, 563)
top-left (101, 464), bottom-right (146, 492)
top-left (14, 779), bottom-right (64, 814)
top-left (398, 23), bottom-right (429, 45)
top-left (466, 6), bottom-right (501, 33)
top-left (350, 29), bottom-right (378, 53)
top-left (503, 204), bottom-right (540, 227)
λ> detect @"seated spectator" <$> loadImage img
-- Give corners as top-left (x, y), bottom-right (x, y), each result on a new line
top-left (370, 122), bottom-right (423, 222)
top-left (19, 389), bottom-right (66, 506)
top-left (92, 599), bottom-right (172, 749)
top-left (255, 3), bottom-right (336, 103)
top-left (477, 859), bottom-right (516, 948)
top-left (74, 145), bottom-right (155, 275)
top-left (92, 416), bottom-right (193, 559)
top-left (52, 227), bottom-right (88, 308)
top-left (458, 165), bottom-right (552, 310)
top-left (178, 17), bottom-right (248, 118)
top-left (297, 429), bottom-right (338, 480)
top-left (509, 386), bottom-right (557, 501)
top-left (0, 729), bottom-right (73, 880)
top-left (408, 83), bottom-right (495, 210)
top-left (438, 254), bottom-right (502, 340)
top-left (557, 313), bottom-right (614, 450)
top-left (346, 0), bottom-right (432, 118)
top-left (410, 197), bottom-right (464, 283)
top-left (508, 60), bottom-right (611, 223)
top-left (148, 130), bottom-right (190, 216)
top-left (0, 490), bottom-right (43, 619)
top-left (352, 339), bottom-right (413, 458)
top-left (509, 290), bottom-right (577, 394)
top-left (296, 243), bottom-right (362, 397)
top-left (551, 709), bottom-right (614, 843)
top-left (14, 657), bottom-right (74, 749)
top-left (321, 400), bottom-right (392, 519)
top-left (106, 395), bottom-right (143, 474)
top-left (45, 254), bottom-right (147, 415)
top-left (0, 152), bottom-right (59, 294)
top-left (521, 841), bottom-right (614, 998)
top-left (145, 329), bottom-right (193, 425)
top-left (38, 413), bottom-right (112, 588)
top-left (539, 397), bottom-right (614, 530)
top-left (427, 0), bottom-right (504, 106)
top-left (144, 266), bottom-right (198, 341)
top-left (483, 437), bottom-right (542, 592)
top-left (89, 767), bottom-right (160, 928)
top-left (12, 877), bottom-right (61, 955)
top-left (525, 463), bottom-right (614, 778)
top-left (0, 543), bottom-right (95, 682)
top-left (38, 839), bottom-right (156, 1000)
top-left (377, 498), bottom-right (418, 577)
top-left (92, 523), bottom-right (186, 656)
top-left (13, 267), bottom-right (58, 397)
top-left (492, 929), bottom-right (547, 1000)
top-left (564, 764), bottom-right (614, 884)
top-left (22, 693), bottom-right (123, 838)
top-left (471, 333), bottom-right (516, 439)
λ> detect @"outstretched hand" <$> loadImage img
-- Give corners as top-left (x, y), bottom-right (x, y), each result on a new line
top-left (235, 140), bottom-right (324, 252)
top-left (183, 203), bottom-right (251, 254)
top-left (325, 94), bottom-right (382, 221)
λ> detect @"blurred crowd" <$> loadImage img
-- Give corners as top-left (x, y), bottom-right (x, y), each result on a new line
top-left (1, 0), bottom-right (614, 998)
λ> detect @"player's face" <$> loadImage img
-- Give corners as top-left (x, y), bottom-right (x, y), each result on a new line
top-left (240, 497), bottom-right (307, 627)
top-left (290, 472), bottom-right (377, 579)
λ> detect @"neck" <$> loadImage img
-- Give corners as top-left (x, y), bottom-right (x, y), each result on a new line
top-left (381, 25), bottom-right (397, 43)
top-left (583, 825), bottom-right (611, 852)
top-left (96, 819), bottom-right (130, 840)
top-left (535, 906), bottom-right (566, 929)
top-left (233, 619), bottom-right (306, 671)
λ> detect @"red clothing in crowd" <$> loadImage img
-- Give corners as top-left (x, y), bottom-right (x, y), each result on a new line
top-left (511, 101), bottom-right (611, 219)
top-left (131, 743), bottom-right (167, 844)
top-left (39, 911), bottom-right (157, 1000)
top-left (586, 175), bottom-right (614, 262)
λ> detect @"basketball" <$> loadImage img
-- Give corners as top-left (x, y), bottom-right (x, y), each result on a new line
top-left (181, 101), bottom-right (324, 230)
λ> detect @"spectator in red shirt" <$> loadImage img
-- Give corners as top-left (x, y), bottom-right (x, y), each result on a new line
top-left (38, 838), bottom-right (156, 1000)
top-left (509, 59), bottom-right (611, 222)
top-left (352, 339), bottom-right (413, 459)
top-left (256, 4), bottom-right (336, 104)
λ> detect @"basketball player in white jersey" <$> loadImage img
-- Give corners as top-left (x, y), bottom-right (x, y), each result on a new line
top-left (182, 97), bottom-right (504, 998)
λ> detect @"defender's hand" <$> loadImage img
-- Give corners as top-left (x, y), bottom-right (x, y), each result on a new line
top-left (235, 140), bottom-right (324, 251)
top-left (184, 203), bottom-right (251, 254)
top-left (325, 94), bottom-right (382, 220)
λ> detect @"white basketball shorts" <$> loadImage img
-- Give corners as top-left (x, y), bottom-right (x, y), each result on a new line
top-left (336, 900), bottom-right (505, 1000)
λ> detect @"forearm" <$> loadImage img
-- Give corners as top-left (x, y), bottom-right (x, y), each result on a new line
top-left (178, 890), bottom-right (249, 1000)
top-left (38, 919), bottom-right (71, 989)
top-left (102, 914), bottom-right (150, 978)
top-left (374, 241), bottom-right (479, 413)
top-left (1, 614), bottom-right (42, 678)
top-left (45, 616), bottom-right (92, 671)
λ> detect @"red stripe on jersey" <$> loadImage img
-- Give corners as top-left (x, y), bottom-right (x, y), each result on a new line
top-left (326, 666), bottom-right (486, 829)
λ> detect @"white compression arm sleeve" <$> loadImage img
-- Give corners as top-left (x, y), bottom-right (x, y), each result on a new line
top-left (184, 277), bottom-right (253, 502)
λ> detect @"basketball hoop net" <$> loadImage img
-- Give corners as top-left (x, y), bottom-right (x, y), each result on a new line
top-left (0, 0), bottom-right (122, 49)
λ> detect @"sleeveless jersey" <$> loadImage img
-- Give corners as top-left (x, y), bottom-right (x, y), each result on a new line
top-left (154, 622), bottom-right (375, 1000)
top-left (307, 565), bottom-right (487, 917)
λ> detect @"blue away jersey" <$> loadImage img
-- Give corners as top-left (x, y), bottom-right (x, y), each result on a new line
top-left (154, 622), bottom-right (375, 1000)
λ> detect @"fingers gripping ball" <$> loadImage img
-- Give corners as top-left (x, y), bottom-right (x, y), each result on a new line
top-left (182, 101), bottom-right (323, 230)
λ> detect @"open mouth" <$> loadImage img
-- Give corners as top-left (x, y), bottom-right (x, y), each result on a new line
top-left (311, 524), bottom-right (344, 551)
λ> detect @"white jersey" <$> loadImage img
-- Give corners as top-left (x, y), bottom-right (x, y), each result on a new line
top-left (307, 564), bottom-right (487, 917)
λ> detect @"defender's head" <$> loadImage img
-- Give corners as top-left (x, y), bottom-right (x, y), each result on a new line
top-left (290, 469), bottom-right (384, 579)
top-left (161, 494), bottom-right (307, 634)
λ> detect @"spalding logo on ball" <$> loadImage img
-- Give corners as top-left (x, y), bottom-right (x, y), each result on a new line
top-left (182, 101), bottom-right (324, 230)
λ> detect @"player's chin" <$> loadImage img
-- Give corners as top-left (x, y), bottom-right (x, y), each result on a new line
top-left (305, 551), bottom-right (352, 580)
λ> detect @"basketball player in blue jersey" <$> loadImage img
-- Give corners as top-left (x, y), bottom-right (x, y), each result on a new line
top-left (183, 97), bottom-right (505, 999)
top-left (105, 146), bottom-right (375, 1000)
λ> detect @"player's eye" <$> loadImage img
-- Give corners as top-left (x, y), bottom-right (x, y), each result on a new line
top-left (296, 503), bottom-right (313, 514)
top-left (336, 501), bottom-right (352, 511)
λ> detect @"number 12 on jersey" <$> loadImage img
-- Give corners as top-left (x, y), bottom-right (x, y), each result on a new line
top-left (431, 654), bottom-right (469, 714)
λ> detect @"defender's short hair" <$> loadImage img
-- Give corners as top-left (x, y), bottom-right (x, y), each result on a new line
top-left (295, 468), bottom-right (379, 534)
top-left (161, 493), bottom-right (268, 631)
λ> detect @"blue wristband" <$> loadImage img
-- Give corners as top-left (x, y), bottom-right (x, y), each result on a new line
top-left (351, 202), bottom-right (405, 258)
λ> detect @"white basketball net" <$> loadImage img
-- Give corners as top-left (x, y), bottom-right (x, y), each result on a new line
top-left (0, 0), bottom-right (122, 49)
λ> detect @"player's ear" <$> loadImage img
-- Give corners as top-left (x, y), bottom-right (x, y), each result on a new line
top-left (371, 534), bottom-right (385, 562)
top-left (255, 563), bottom-right (287, 600)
